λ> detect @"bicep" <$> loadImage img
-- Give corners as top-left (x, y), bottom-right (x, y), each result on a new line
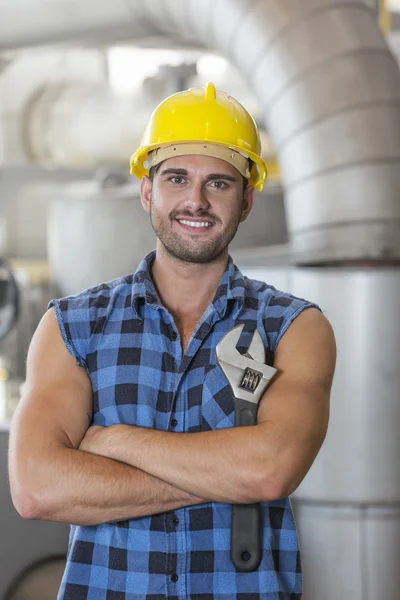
top-left (257, 308), bottom-right (336, 491)
top-left (12, 307), bottom-right (93, 451)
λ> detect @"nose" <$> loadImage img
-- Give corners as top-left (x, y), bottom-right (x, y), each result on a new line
top-left (183, 183), bottom-right (210, 212)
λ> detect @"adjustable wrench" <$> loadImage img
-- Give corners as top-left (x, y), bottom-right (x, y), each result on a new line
top-left (216, 324), bottom-right (277, 572)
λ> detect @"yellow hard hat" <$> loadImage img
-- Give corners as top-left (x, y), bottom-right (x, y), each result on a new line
top-left (130, 82), bottom-right (267, 191)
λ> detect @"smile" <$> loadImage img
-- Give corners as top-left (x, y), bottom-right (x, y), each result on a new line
top-left (177, 219), bottom-right (212, 228)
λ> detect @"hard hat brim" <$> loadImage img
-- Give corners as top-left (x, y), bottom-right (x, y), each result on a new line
top-left (130, 140), bottom-right (267, 191)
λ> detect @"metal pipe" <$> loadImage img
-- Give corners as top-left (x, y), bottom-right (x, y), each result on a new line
top-left (1, 0), bottom-right (400, 263)
top-left (0, 1), bottom-right (157, 49)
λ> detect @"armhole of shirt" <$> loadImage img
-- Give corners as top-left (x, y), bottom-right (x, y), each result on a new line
top-left (273, 302), bottom-right (322, 355)
top-left (48, 299), bottom-right (87, 369)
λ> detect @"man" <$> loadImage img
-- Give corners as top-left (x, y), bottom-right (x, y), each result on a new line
top-left (9, 82), bottom-right (336, 599)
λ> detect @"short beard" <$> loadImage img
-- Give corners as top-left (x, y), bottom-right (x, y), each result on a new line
top-left (149, 200), bottom-right (242, 265)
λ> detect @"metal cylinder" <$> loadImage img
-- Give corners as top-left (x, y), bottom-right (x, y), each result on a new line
top-left (0, 430), bottom-right (69, 600)
top-left (47, 181), bottom-right (155, 296)
top-left (240, 265), bottom-right (400, 504)
top-left (47, 178), bottom-right (287, 296)
top-left (1, 0), bottom-right (400, 262)
top-left (237, 262), bottom-right (400, 600)
top-left (292, 502), bottom-right (400, 600)
top-left (291, 267), bottom-right (400, 504)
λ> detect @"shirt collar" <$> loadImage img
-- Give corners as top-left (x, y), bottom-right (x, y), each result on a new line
top-left (212, 256), bottom-right (245, 319)
top-left (131, 249), bottom-right (245, 320)
top-left (131, 250), bottom-right (160, 318)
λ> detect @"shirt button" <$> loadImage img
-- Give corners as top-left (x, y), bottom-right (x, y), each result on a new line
top-left (172, 517), bottom-right (179, 526)
top-left (171, 331), bottom-right (177, 341)
top-left (170, 418), bottom-right (178, 428)
top-left (171, 573), bottom-right (179, 583)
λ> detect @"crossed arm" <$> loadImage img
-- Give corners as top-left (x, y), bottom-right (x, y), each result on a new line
top-left (8, 306), bottom-right (335, 526)
top-left (80, 307), bottom-right (335, 504)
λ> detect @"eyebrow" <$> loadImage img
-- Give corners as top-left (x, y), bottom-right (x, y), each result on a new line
top-left (160, 168), bottom-right (188, 176)
top-left (206, 173), bottom-right (238, 182)
top-left (159, 168), bottom-right (237, 182)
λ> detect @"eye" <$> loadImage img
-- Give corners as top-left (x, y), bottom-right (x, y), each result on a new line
top-left (168, 176), bottom-right (186, 185)
top-left (209, 180), bottom-right (229, 189)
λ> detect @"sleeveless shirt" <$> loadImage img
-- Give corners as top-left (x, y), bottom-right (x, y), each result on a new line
top-left (49, 250), bottom-right (320, 600)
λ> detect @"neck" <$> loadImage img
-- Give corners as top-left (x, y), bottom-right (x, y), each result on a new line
top-left (151, 242), bottom-right (229, 321)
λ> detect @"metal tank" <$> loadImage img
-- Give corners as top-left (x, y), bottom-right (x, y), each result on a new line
top-left (0, 426), bottom-right (69, 600)
top-left (238, 260), bottom-right (400, 600)
top-left (0, 261), bottom-right (69, 600)
top-left (47, 174), bottom-right (287, 296)
top-left (47, 176), bottom-right (156, 296)
top-left (291, 268), bottom-right (400, 506)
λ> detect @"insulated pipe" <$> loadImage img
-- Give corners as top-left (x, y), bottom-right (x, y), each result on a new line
top-left (1, 0), bottom-right (400, 263)
top-left (25, 83), bottom-right (163, 167)
top-left (138, 0), bottom-right (400, 263)
top-left (0, 1), bottom-right (157, 49)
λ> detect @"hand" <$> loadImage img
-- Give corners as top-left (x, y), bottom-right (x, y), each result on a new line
top-left (79, 424), bottom-right (128, 459)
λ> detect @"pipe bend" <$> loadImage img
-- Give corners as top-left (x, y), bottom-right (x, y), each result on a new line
top-left (2, 0), bottom-right (400, 260)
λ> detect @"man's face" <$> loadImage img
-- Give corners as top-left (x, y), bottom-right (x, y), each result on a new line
top-left (140, 154), bottom-right (255, 264)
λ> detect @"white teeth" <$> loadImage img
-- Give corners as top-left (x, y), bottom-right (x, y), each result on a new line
top-left (179, 220), bottom-right (211, 228)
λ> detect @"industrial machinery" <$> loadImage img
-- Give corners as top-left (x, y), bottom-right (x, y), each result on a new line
top-left (0, 261), bottom-right (70, 599)
top-left (235, 257), bottom-right (400, 600)
top-left (1, 1), bottom-right (400, 598)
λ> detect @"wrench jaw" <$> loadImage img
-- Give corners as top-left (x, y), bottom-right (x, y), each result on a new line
top-left (216, 358), bottom-right (276, 405)
top-left (246, 328), bottom-right (265, 364)
top-left (215, 324), bottom-right (244, 358)
top-left (215, 324), bottom-right (277, 405)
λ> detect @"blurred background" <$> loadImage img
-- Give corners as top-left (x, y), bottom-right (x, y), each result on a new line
top-left (0, 0), bottom-right (400, 598)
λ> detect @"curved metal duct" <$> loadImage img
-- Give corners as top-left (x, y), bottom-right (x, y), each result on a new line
top-left (0, 2), bottom-right (158, 48)
top-left (1, 0), bottom-right (400, 263)
top-left (139, 0), bottom-right (400, 263)
top-left (26, 82), bottom-right (164, 168)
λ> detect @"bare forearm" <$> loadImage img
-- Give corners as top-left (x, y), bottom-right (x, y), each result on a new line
top-left (102, 425), bottom-right (268, 504)
top-left (10, 444), bottom-right (206, 526)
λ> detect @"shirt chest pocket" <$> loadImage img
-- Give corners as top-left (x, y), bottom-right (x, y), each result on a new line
top-left (201, 365), bottom-right (235, 430)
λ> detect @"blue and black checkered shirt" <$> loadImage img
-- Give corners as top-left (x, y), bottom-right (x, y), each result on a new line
top-left (49, 250), bottom-right (320, 600)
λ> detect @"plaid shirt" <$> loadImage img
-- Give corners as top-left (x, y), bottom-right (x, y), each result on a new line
top-left (49, 250), bottom-right (320, 600)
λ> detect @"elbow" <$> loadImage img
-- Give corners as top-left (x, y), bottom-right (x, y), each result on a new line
top-left (9, 443), bottom-right (69, 521)
top-left (9, 468), bottom-right (51, 520)
top-left (16, 497), bottom-right (42, 521)
top-left (253, 465), bottom-right (293, 503)
top-left (10, 484), bottom-right (45, 520)
top-left (261, 477), bottom-right (291, 502)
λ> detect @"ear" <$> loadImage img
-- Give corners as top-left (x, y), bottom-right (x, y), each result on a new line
top-left (239, 186), bottom-right (256, 223)
top-left (140, 175), bottom-right (152, 214)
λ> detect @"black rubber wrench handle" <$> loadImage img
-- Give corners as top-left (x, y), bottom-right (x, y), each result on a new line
top-left (231, 396), bottom-right (262, 572)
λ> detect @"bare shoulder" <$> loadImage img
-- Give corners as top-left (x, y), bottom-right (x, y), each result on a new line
top-left (12, 307), bottom-right (92, 449)
top-left (273, 307), bottom-right (337, 389)
top-left (25, 308), bottom-right (83, 386)
top-left (27, 307), bottom-right (72, 374)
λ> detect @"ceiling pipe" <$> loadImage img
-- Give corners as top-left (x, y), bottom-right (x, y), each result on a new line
top-left (1, 0), bottom-right (400, 263)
